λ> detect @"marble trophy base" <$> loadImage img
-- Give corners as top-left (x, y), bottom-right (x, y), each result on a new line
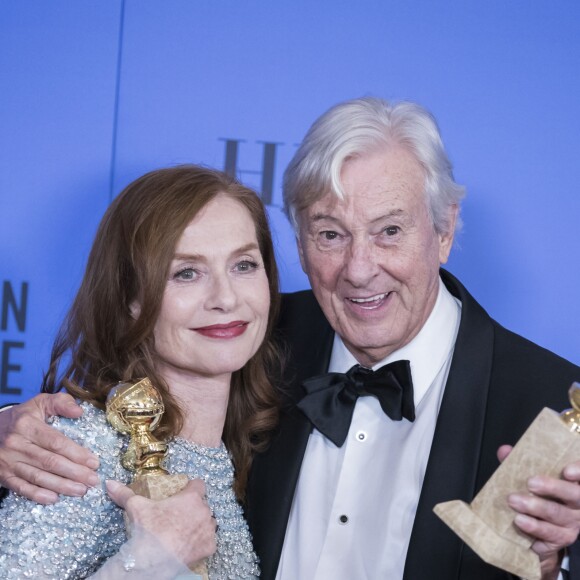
top-left (129, 472), bottom-right (189, 499)
top-left (434, 408), bottom-right (580, 580)
top-left (129, 473), bottom-right (209, 580)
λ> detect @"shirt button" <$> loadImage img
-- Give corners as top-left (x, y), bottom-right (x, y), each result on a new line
top-left (356, 430), bottom-right (367, 442)
top-left (339, 514), bottom-right (349, 524)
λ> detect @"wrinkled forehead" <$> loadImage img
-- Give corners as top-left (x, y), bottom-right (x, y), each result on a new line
top-left (296, 146), bottom-right (428, 228)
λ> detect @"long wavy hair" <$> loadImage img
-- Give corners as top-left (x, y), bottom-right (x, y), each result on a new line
top-left (42, 165), bottom-right (281, 499)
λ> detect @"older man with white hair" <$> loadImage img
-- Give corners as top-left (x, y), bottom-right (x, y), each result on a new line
top-left (1, 98), bottom-right (580, 580)
top-left (245, 98), bottom-right (580, 580)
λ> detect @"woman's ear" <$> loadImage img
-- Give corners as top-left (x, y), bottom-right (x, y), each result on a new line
top-left (129, 301), bottom-right (141, 320)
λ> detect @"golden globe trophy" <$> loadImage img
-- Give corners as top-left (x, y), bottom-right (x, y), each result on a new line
top-left (434, 382), bottom-right (580, 580)
top-left (106, 378), bottom-right (209, 580)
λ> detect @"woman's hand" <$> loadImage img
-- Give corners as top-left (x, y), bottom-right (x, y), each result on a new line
top-left (106, 478), bottom-right (217, 569)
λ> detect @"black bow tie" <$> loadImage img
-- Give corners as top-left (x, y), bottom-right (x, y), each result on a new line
top-left (297, 361), bottom-right (415, 447)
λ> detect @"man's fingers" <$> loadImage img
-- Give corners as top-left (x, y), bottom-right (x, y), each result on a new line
top-left (13, 460), bottom-right (91, 497)
top-left (0, 401), bottom-right (100, 492)
top-left (527, 475), bottom-right (580, 509)
top-left (2, 474), bottom-right (60, 505)
top-left (496, 444), bottom-right (513, 464)
top-left (509, 492), bottom-right (577, 527)
top-left (562, 461), bottom-right (580, 483)
top-left (17, 408), bottom-right (99, 470)
top-left (514, 513), bottom-right (579, 555)
top-left (0, 394), bottom-right (100, 499)
top-left (38, 392), bottom-right (84, 419)
top-left (4, 429), bottom-right (100, 487)
top-left (28, 428), bottom-right (99, 473)
top-left (508, 488), bottom-right (580, 559)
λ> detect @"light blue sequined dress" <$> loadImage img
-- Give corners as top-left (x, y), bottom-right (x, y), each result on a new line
top-left (0, 403), bottom-right (259, 579)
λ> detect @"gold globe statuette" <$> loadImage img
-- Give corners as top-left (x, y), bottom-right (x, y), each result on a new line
top-left (434, 382), bottom-right (580, 580)
top-left (560, 383), bottom-right (580, 433)
top-left (106, 378), bottom-right (209, 579)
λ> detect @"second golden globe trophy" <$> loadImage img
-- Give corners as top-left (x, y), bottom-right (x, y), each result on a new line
top-left (434, 382), bottom-right (580, 580)
top-left (106, 378), bottom-right (209, 580)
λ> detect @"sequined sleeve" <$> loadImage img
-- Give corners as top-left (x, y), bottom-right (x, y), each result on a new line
top-left (0, 403), bottom-right (131, 579)
top-left (0, 402), bottom-right (259, 580)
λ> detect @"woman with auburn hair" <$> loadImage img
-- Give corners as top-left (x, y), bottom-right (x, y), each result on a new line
top-left (0, 165), bottom-right (281, 579)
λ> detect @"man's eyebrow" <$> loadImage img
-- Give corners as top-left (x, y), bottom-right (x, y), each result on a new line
top-left (310, 209), bottom-right (407, 224)
top-left (370, 209), bottom-right (408, 224)
top-left (310, 212), bottom-right (339, 223)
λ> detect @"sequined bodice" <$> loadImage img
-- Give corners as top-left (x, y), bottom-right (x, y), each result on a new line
top-left (0, 403), bottom-right (259, 579)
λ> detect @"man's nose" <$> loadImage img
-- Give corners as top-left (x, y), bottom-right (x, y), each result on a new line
top-left (343, 238), bottom-right (379, 287)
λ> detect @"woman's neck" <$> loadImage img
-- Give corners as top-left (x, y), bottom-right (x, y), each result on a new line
top-left (161, 368), bottom-right (231, 448)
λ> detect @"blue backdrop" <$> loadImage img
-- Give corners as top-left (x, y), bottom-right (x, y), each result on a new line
top-left (1, 0), bottom-right (579, 402)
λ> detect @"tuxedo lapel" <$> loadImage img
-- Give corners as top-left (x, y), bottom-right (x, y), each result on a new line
top-left (247, 408), bottom-right (313, 580)
top-left (404, 270), bottom-right (495, 580)
top-left (250, 276), bottom-right (578, 580)
top-left (247, 291), bottom-right (334, 580)
top-left (252, 279), bottom-right (496, 579)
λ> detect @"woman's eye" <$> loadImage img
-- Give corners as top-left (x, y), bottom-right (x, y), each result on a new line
top-left (174, 268), bottom-right (197, 281)
top-left (235, 260), bottom-right (258, 273)
top-left (321, 231), bottom-right (340, 240)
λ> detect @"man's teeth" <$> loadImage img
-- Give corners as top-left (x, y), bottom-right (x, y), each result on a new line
top-left (350, 293), bottom-right (388, 303)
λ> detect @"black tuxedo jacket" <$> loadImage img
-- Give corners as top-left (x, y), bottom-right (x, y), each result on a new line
top-left (246, 270), bottom-right (580, 579)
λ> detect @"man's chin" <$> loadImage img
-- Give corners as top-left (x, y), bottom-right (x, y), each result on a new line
top-left (343, 335), bottom-right (405, 366)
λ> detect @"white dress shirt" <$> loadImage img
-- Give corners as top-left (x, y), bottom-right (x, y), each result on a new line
top-left (276, 278), bottom-right (461, 580)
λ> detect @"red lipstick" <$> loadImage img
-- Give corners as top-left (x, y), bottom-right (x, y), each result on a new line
top-left (194, 321), bottom-right (248, 339)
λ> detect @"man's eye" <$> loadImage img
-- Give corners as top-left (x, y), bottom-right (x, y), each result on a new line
top-left (321, 231), bottom-right (339, 240)
top-left (384, 226), bottom-right (400, 236)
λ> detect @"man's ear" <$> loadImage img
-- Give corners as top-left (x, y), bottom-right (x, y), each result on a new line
top-left (297, 234), bottom-right (307, 274)
top-left (439, 204), bottom-right (458, 265)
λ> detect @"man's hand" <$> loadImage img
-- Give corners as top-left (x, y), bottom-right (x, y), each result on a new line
top-left (106, 479), bottom-right (217, 568)
top-left (498, 445), bottom-right (580, 580)
top-left (0, 393), bottom-right (100, 504)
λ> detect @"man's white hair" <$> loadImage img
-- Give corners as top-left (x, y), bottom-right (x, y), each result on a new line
top-left (283, 96), bottom-right (465, 237)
